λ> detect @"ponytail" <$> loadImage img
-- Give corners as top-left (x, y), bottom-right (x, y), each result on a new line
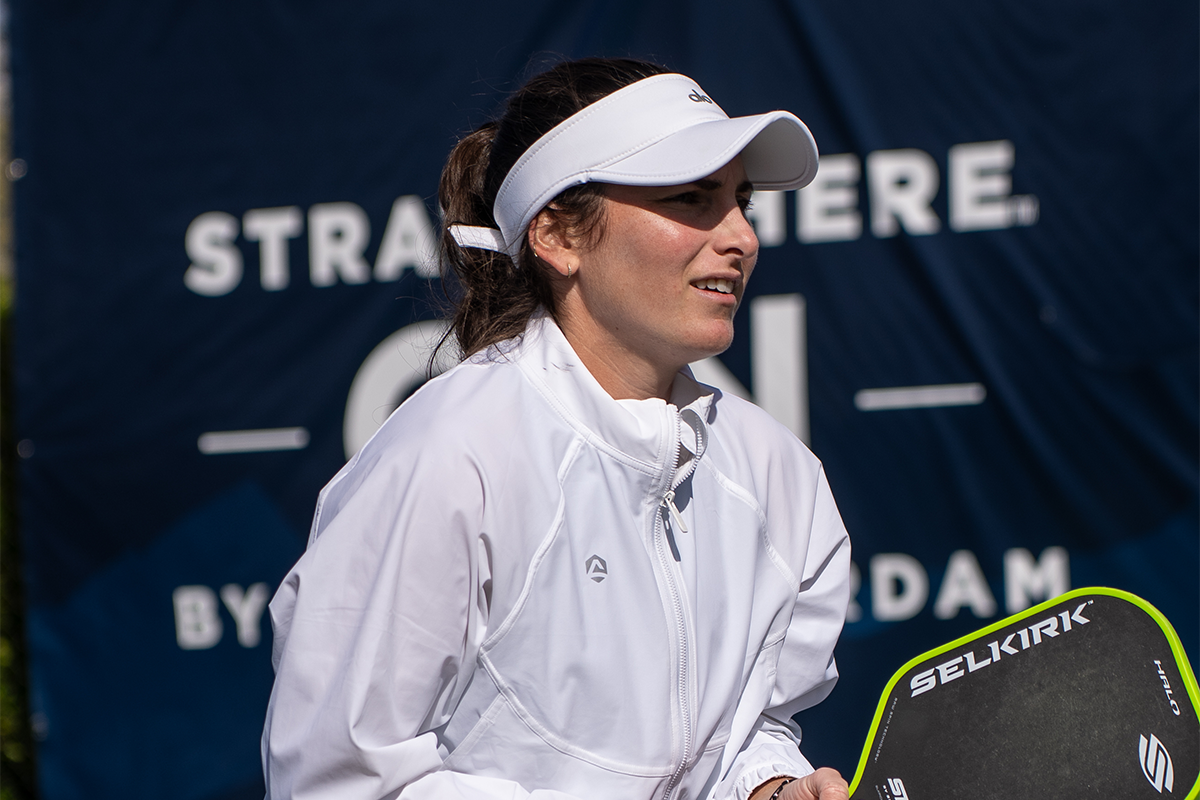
top-left (437, 122), bottom-right (555, 359)
top-left (436, 57), bottom-right (670, 361)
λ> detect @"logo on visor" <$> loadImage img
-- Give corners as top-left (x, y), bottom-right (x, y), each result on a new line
top-left (688, 89), bottom-right (713, 104)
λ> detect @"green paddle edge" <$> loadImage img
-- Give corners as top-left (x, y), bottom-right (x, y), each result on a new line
top-left (845, 586), bottom-right (1200, 800)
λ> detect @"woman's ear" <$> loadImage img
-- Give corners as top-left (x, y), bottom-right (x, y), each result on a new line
top-left (528, 207), bottom-right (578, 278)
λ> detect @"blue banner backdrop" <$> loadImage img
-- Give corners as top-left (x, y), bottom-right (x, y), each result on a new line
top-left (12, 2), bottom-right (1197, 798)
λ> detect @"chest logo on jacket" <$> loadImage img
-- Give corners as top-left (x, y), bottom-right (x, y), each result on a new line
top-left (585, 555), bottom-right (608, 583)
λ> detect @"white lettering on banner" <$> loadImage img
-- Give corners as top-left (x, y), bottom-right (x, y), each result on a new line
top-left (1004, 546), bottom-right (1069, 612)
top-left (243, 206), bottom-right (303, 290)
top-left (749, 294), bottom-right (808, 443)
top-left (184, 196), bottom-right (439, 295)
top-left (933, 549), bottom-right (997, 619)
top-left (871, 553), bottom-right (929, 621)
top-left (186, 141), bottom-right (1032, 294)
top-left (174, 583), bottom-right (272, 650)
top-left (187, 143), bottom-right (1033, 294)
top-left (847, 547), bottom-right (1071, 624)
top-left (949, 140), bottom-right (1039, 230)
top-left (172, 585), bottom-right (223, 649)
top-left (309, 202), bottom-right (372, 287)
top-left (743, 139), bottom-right (1038, 247)
top-left (797, 154), bottom-right (862, 243)
top-left (220, 583), bottom-right (271, 647)
top-left (184, 212), bottom-right (242, 296)
top-left (374, 195), bottom-right (440, 280)
top-left (867, 149), bottom-right (942, 237)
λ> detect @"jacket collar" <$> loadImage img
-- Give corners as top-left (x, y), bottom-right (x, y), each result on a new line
top-left (504, 311), bottom-right (716, 475)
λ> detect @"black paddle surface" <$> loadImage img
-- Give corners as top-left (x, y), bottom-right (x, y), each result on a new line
top-left (847, 587), bottom-right (1199, 800)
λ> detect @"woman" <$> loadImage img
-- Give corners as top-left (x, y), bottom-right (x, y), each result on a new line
top-left (262, 58), bottom-right (851, 800)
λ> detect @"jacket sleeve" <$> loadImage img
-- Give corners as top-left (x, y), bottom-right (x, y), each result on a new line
top-left (260, 440), bottom-right (586, 800)
top-left (715, 465), bottom-right (852, 800)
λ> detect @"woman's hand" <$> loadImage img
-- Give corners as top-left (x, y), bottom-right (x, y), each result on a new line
top-left (749, 769), bottom-right (849, 800)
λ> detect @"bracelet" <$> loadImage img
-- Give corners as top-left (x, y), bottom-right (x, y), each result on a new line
top-left (768, 777), bottom-right (797, 800)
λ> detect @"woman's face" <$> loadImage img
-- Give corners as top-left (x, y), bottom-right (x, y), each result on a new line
top-left (556, 158), bottom-right (759, 397)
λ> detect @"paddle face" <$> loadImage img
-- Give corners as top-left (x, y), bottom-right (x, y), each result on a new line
top-left (848, 588), bottom-right (1199, 800)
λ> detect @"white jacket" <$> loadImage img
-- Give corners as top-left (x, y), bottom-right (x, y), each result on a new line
top-left (262, 313), bottom-right (851, 800)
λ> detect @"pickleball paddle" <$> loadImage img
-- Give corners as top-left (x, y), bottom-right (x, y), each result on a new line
top-left (847, 587), bottom-right (1199, 799)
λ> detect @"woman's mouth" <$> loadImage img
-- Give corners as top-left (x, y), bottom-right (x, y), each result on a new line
top-left (692, 278), bottom-right (735, 294)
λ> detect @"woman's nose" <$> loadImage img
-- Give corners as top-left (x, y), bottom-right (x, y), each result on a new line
top-left (717, 202), bottom-right (760, 261)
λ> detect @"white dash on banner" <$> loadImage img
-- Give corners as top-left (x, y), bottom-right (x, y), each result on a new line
top-left (198, 427), bottom-right (310, 454)
top-left (854, 383), bottom-right (987, 411)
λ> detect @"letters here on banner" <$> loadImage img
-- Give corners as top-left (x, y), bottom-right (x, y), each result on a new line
top-left (182, 140), bottom-right (1037, 297)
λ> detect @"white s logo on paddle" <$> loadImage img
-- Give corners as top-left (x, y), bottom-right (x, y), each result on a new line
top-left (1139, 733), bottom-right (1175, 794)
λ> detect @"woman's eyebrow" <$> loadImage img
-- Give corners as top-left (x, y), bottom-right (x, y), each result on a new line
top-left (689, 178), bottom-right (755, 193)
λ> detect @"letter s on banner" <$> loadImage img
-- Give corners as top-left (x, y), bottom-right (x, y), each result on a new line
top-left (184, 212), bottom-right (242, 296)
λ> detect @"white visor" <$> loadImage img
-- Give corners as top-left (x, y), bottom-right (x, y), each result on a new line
top-left (449, 73), bottom-right (819, 259)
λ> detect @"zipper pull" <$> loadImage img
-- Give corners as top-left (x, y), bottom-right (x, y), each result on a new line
top-left (664, 490), bottom-right (689, 534)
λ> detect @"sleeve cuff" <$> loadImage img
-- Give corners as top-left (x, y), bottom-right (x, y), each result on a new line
top-left (733, 761), bottom-right (813, 800)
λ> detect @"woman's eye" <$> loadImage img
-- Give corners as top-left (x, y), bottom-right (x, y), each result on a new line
top-left (739, 197), bottom-right (754, 213)
top-left (665, 192), bottom-right (701, 204)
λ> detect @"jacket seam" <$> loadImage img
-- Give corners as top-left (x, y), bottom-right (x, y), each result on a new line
top-left (699, 461), bottom-right (801, 594)
top-left (479, 437), bottom-right (586, 652)
top-left (514, 357), bottom-right (664, 478)
top-left (478, 652), bottom-right (676, 779)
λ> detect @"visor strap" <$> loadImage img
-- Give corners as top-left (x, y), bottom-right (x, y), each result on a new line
top-left (448, 225), bottom-right (510, 255)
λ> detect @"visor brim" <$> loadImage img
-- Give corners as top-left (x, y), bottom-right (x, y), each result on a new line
top-left (585, 111), bottom-right (818, 192)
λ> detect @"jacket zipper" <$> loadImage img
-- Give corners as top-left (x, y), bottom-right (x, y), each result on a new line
top-left (654, 506), bottom-right (691, 800)
top-left (664, 490), bottom-right (688, 534)
top-left (658, 410), bottom-right (700, 799)
top-left (665, 410), bottom-right (701, 529)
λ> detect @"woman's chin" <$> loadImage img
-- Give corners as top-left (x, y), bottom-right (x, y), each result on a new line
top-left (679, 326), bottom-right (736, 365)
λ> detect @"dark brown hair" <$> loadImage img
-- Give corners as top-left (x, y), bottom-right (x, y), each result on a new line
top-left (437, 57), bottom-right (670, 359)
